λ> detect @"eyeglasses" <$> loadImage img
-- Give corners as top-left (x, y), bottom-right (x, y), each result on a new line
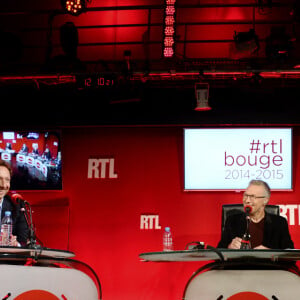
top-left (243, 193), bottom-right (266, 201)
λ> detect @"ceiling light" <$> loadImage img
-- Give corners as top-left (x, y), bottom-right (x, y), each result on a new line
top-left (61, 0), bottom-right (86, 16)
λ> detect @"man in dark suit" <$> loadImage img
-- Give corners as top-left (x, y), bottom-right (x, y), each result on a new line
top-left (0, 160), bottom-right (29, 246)
top-left (218, 180), bottom-right (294, 249)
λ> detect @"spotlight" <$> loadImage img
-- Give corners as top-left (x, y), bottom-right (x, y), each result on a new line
top-left (194, 82), bottom-right (211, 111)
top-left (61, 0), bottom-right (86, 16)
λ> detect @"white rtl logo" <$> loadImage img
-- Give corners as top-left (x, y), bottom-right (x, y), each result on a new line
top-left (279, 204), bottom-right (300, 226)
top-left (87, 158), bottom-right (118, 179)
top-left (140, 215), bottom-right (161, 230)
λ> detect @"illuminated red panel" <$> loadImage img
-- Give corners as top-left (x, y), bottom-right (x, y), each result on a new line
top-left (78, 28), bottom-right (116, 44)
top-left (149, 26), bottom-right (163, 40)
top-left (87, 0), bottom-right (161, 6)
top-left (150, 8), bottom-right (164, 23)
top-left (114, 45), bottom-right (155, 60)
top-left (177, 7), bottom-right (254, 22)
top-left (255, 6), bottom-right (292, 21)
top-left (116, 27), bottom-right (147, 42)
top-left (185, 42), bottom-right (233, 58)
top-left (78, 44), bottom-right (153, 61)
top-left (54, 11), bottom-right (119, 26)
top-left (115, 10), bottom-right (149, 25)
top-left (78, 45), bottom-right (116, 60)
top-left (184, 24), bottom-right (253, 40)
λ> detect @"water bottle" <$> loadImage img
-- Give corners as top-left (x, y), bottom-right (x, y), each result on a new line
top-left (240, 232), bottom-right (251, 250)
top-left (163, 227), bottom-right (173, 251)
top-left (1, 211), bottom-right (13, 246)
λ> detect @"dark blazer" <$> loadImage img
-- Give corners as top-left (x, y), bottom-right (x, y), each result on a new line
top-left (217, 211), bottom-right (294, 249)
top-left (2, 195), bottom-right (29, 246)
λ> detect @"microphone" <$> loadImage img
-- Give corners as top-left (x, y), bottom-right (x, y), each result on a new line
top-left (10, 192), bottom-right (25, 202)
top-left (9, 192), bottom-right (42, 249)
top-left (240, 205), bottom-right (252, 249)
top-left (9, 192), bottom-right (28, 210)
top-left (244, 205), bottom-right (252, 216)
top-left (2, 293), bottom-right (11, 300)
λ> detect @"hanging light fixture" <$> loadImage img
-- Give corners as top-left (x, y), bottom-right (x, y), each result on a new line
top-left (194, 82), bottom-right (211, 111)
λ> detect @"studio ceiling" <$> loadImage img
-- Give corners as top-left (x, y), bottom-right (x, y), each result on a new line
top-left (0, 0), bottom-right (300, 126)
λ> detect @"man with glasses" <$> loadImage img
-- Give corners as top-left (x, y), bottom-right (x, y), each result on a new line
top-left (218, 180), bottom-right (294, 249)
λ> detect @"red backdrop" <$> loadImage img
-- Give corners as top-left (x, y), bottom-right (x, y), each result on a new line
top-left (20, 125), bottom-right (300, 300)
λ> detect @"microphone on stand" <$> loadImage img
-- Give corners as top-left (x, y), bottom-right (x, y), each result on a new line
top-left (240, 205), bottom-right (252, 249)
top-left (9, 192), bottom-right (41, 249)
top-left (10, 193), bottom-right (28, 211)
top-left (2, 292), bottom-right (11, 300)
top-left (244, 205), bottom-right (252, 217)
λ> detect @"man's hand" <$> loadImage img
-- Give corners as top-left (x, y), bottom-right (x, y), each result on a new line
top-left (0, 232), bottom-right (20, 247)
top-left (9, 235), bottom-right (20, 247)
top-left (253, 245), bottom-right (270, 250)
top-left (228, 237), bottom-right (242, 249)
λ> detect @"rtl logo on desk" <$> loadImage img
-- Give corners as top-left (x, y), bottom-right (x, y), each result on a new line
top-left (14, 289), bottom-right (61, 299)
top-left (227, 291), bottom-right (268, 299)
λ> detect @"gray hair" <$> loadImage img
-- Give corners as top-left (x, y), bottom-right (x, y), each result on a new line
top-left (248, 180), bottom-right (271, 198)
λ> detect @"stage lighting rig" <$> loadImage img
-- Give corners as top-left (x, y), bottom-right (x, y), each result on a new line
top-left (61, 0), bottom-right (86, 16)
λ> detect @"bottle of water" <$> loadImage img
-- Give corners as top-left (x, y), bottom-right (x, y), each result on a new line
top-left (1, 211), bottom-right (13, 246)
top-left (163, 227), bottom-right (173, 251)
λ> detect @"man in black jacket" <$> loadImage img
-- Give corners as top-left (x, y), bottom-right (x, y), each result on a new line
top-left (0, 160), bottom-right (29, 246)
top-left (218, 180), bottom-right (294, 249)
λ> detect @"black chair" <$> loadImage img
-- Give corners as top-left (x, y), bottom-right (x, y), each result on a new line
top-left (221, 204), bottom-right (280, 232)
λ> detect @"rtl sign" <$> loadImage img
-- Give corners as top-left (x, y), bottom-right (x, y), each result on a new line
top-left (88, 158), bottom-right (118, 179)
top-left (140, 215), bottom-right (161, 230)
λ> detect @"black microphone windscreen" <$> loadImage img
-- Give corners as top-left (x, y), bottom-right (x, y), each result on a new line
top-left (244, 205), bottom-right (252, 214)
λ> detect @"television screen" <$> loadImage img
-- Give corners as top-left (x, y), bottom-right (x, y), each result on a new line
top-left (0, 131), bottom-right (62, 190)
top-left (184, 128), bottom-right (292, 191)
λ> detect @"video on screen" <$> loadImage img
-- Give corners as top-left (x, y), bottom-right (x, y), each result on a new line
top-left (0, 131), bottom-right (62, 190)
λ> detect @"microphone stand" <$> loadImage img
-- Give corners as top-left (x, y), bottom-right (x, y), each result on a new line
top-left (19, 201), bottom-right (42, 249)
top-left (240, 211), bottom-right (251, 250)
